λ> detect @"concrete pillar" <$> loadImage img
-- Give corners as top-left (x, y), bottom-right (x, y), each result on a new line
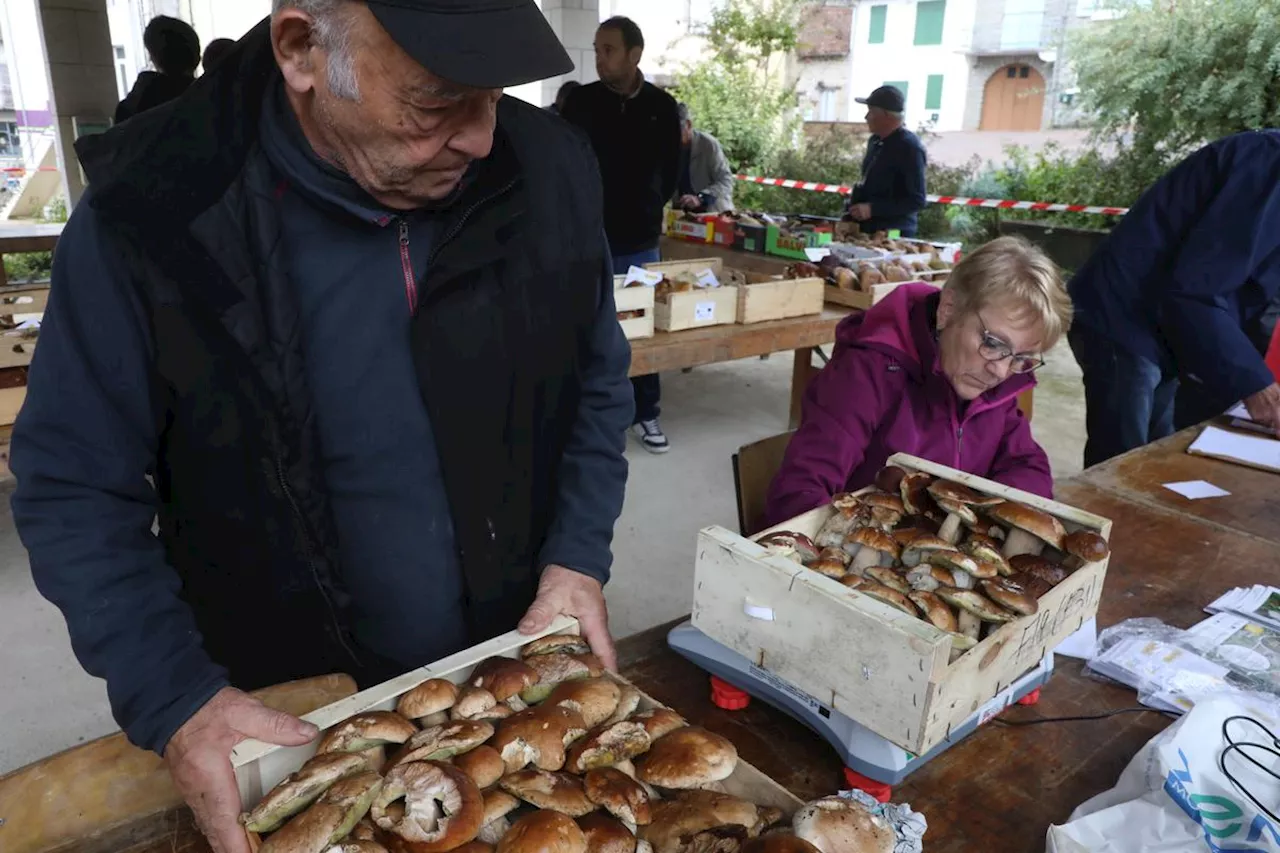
top-left (543, 0), bottom-right (601, 107)
top-left (34, 0), bottom-right (118, 209)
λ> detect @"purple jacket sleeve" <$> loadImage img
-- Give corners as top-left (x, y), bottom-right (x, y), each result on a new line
top-left (762, 349), bottom-right (893, 529)
top-left (985, 402), bottom-right (1053, 498)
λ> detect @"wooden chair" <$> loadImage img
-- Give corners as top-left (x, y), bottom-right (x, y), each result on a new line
top-left (731, 430), bottom-right (795, 535)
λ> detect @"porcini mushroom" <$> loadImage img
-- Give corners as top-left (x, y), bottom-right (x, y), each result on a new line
top-left (564, 722), bottom-right (652, 774)
top-left (900, 534), bottom-right (954, 568)
top-left (491, 706), bottom-right (587, 773)
top-left (814, 501), bottom-right (870, 548)
top-left (904, 564), bottom-right (955, 592)
top-left (809, 546), bottom-right (852, 578)
top-left (853, 582), bottom-right (920, 617)
top-left (454, 745), bottom-right (506, 790)
top-left (757, 531), bottom-right (821, 565)
top-left (1009, 554), bottom-right (1067, 587)
top-left (628, 709), bottom-right (687, 742)
top-left (874, 465), bottom-right (907, 494)
top-left (244, 752), bottom-right (370, 834)
top-left (843, 526), bottom-right (901, 574)
top-left (389, 720), bottom-right (495, 767)
top-left (472, 657), bottom-right (541, 703)
top-left (547, 678), bottom-right (622, 729)
top-left (862, 492), bottom-right (905, 530)
top-left (928, 481), bottom-right (1000, 544)
top-left (496, 809), bottom-right (588, 853)
top-left (261, 771), bottom-right (384, 853)
top-left (935, 587), bottom-right (1017, 623)
top-left (452, 686), bottom-right (500, 721)
top-left (521, 654), bottom-right (593, 703)
top-left (476, 790), bottom-right (522, 845)
top-left (577, 813), bottom-right (636, 853)
top-left (397, 679), bottom-right (460, 727)
top-left (926, 548), bottom-right (993, 579)
top-left (639, 791), bottom-right (761, 853)
top-left (908, 590), bottom-right (958, 633)
top-left (372, 761), bottom-right (484, 852)
top-left (900, 471), bottom-right (937, 516)
top-left (1063, 529), bottom-right (1111, 570)
top-left (521, 635), bottom-right (593, 659)
top-left (962, 533), bottom-right (1013, 577)
top-left (741, 835), bottom-right (822, 853)
top-left (865, 566), bottom-right (912, 595)
top-left (316, 711), bottom-right (419, 755)
top-left (635, 727), bottom-right (738, 790)
top-left (793, 797), bottom-right (895, 853)
top-left (981, 578), bottom-right (1038, 616)
top-left (499, 769), bottom-right (598, 817)
top-left (604, 685), bottom-right (642, 726)
top-left (986, 501), bottom-right (1066, 558)
top-left (585, 767), bottom-right (652, 825)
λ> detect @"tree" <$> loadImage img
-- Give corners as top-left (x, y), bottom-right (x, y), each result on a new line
top-left (670, 0), bottom-right (803, 170)
top-left (1071, 0), bottom-right (1280, 160)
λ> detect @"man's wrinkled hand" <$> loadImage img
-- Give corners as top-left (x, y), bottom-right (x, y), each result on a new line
top-left (1244, 383), bottom-right (1280, 433)
top-left (678, 194), bottom-right (703, 211)
top-left (164, 687), bottom-right (319, 853)
top-left (518, 564), bottom-right (616, 671)
top-left (849, 202), bottom-right (872, 221)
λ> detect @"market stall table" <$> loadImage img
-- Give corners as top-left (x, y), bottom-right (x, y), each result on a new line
top-left (0, 223), bottom-right (61, 287)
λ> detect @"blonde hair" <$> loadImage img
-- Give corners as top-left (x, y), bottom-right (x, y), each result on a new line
top-left (942, 235), bottom-right (1072, 349)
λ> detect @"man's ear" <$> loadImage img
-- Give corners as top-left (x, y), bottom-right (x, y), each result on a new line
top-left (937, 288), bottom-right (956, 331)
top-left (271, 9), bottom-right (321, 95)
top-left (629, 47), bottom-right (644, 67)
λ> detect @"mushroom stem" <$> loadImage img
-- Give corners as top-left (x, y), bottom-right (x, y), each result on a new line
top-left (1001, 529), bottom-right (1045, 559)
top-left (1062, 555), bottom-right (1085, 571)
top-left (851, 547), bottom-right (881, 574)
top-left (951, 570), bottom-right (975, 590)
top-left (938, 514), bottom-right (963, 544)
top-left (957, 610), bottom-right (980, 641)
top-left (420, 711), bottom-right (449, 727)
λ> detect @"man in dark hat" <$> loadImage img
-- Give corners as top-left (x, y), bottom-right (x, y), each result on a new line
top-left (10, 2), bottom-right (633, 849)
top-left (845, 84), bottom-right (928, 237)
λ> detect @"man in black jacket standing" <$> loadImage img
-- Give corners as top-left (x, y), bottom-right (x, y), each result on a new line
top-left (845, 85), bottom-right (928, 237)
top-left (10, 3), bottom-right (632, 851)
top-left (563, 17), bottom-right (681, 453)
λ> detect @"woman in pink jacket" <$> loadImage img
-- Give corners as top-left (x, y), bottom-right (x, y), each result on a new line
top-left (762, 236), bottom-right (1071, 530)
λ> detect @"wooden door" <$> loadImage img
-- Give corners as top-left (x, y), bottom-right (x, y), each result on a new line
top-left (979, 64), bottom-right (1045, 131)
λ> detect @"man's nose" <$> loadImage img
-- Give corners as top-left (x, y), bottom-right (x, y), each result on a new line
top-left (449, 97), bottom-right (498, 160)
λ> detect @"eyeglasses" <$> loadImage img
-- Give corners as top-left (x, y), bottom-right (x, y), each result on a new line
top-left (977, 312), bottom-right (1045, 374)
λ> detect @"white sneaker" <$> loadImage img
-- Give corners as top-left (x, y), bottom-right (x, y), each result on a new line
top-left (632, 419), bottom-right (670, 454)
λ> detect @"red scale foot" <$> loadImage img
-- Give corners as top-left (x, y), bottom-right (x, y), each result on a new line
top-left (1017, 688), bottom-right (1042, 706)
top-left (709, 676), bottom-right (751, 710)
top-left (843, 767), bottom-right (892, 803)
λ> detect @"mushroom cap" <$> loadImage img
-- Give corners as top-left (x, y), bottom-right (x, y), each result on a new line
top-left (1063, 530), bottom-right (1110, 562)
top-left (935, 587), bottom-right (1017, 623)
top-left (605, 684), bottom-right (643, 727)
top-left (331, 842), bottom-right (391, 853)
top-left (491, 706), bottom-right (588, 773)
top-left (244, 751), bottom-right (369, 833)
top-left (1009, 554), bottom-right (1067, 586)
top-left (1008, 571), bottom-right (1053, 599)
top-left (830, 492), bottom-right (864, 513)
top-left (865, 566), bottom-right (911, 595)
top-left (900, 471), bottom-right (937, 515)
top-left (497, 809), bottom-right (588, 853)
top-left (577, 813), bottom-right (637, 853)
top-left (792, 796), bottom-right (895, 853)
top-left (854, 582), bottom-right (920, 617)
top-left (585, 767), bottom-right (652, 826)
top-left (742, 836), bottom-right (823, 853)
top-left (316, 711), bottom-right (419, 754)
top-left (908, 590), bottom-right (958, 633)
top-left (926, 549), bottom-right (987, 578)
top-left (572, 654), bottom-right (607, 678)
top-left (840, 575), bottom-right (867, 590)
top-left (481, 790), bottom-right (521, 826)
top-left (450, 845), bottom-right (495, 853)
top-left (373, 761), bottom-right (484, 853)
top-left (901, 534), bottom-right (953, 554)
top-left (522, 635), bottom-right (593, 659)
top-left (962, 536), bottom-right (1012, 576)
top-left (927, 480), bottom-right (1003, 507)
top-left (565, 721), bottom-right (652, 774)
top-left (844, 527), bottom-right (901, 560)
top-left (862, 491), bottom-right (906, 514)
top-left (789, 532), bottom-right (821, 562)
top-left (635, 727), bottom-right (737, 789)
top-left (549, 678), bottom-right (623, 729)
top-left (810, 549), bottom-right (851, 579)
top-left (933, 496), bottom-right (978, 525)
top-left (986, 502), bottom-right (1066, 550)
top-left (874, 466), bottom-right (907, 493)
top-left (640, 791), bottom-right (761, 853)
top-left (499, 769), bottom-right (597, 817)
top-left (452, 686), bottom-right (499, 721)
top-left (522, 655), bottom-right (594, 702)
top-left (454, 745), bottom-right (506, 790)
top-left (397, 679), bottom-right (460, 721)
top-left (981, 578), bottom-right (1039, 616)
top-left (628, 708), bottom-right (688, 742)
top-left (472, 658), bottom-right (541, 702)
top-left (904, 565), bottom-right (953, 592)
top-left (390, 720), bottom-right (495, 767)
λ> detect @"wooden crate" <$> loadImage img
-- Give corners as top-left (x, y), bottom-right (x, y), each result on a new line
top-left (737, 274), bottom-right (824, 324)
top-left (233, 616), bottom-right (801, 838)
top-left (646, 258), bottom-right (740, 331)
top-left (824, 279), bottom-right (941, 310)
top-left (691, 453), bottom-right (1112, 755)
top-left (613, 275), bottom-right (656, 340)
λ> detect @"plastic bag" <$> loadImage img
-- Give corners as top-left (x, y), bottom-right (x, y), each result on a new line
top-left (836, 789), bottom-right (927, 853)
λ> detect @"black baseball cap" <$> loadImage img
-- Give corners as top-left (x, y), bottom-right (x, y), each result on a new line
top-left (366, 0), bottom-right (574, 89)
top-left (856, 85), bottom-right (905, 112)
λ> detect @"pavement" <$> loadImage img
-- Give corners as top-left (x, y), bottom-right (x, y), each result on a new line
top-left (923, 128), bottom-right (1102, 169)
top-left (0, 338), bottom-right (1085, 774)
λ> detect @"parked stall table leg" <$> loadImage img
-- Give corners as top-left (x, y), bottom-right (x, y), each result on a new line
top-left (790, 347), bottom-right (819, 429)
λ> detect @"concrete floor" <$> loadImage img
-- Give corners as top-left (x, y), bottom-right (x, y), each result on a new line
top-left (0, 340), bottom-right (1085, 775)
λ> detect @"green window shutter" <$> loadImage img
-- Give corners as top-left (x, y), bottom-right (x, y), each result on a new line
top-left (869, 5), bottom-right (887, 43)
top-left (883, 81), bottom-right (909, 105)
top-left (914, 0), bottom-right (947, 45)
top-left (925, 74), bottom-right (944, 110)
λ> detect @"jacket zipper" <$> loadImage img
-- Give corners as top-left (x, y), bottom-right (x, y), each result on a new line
top-left (275, 454), bottom-right (361, 665)
top-left (427, 178), bottom-right (519, 270)
top-left (398, 219), bottom-right (417, 314)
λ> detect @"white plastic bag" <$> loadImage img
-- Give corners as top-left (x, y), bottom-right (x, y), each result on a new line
top-left (1046, 694), bottom-right (1280, 853)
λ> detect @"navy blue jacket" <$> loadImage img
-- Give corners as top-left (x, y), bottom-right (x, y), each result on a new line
top-left (848, 127), bottom-right (928, 236)
top-left (1070, 130), bottom-right (1280, 403)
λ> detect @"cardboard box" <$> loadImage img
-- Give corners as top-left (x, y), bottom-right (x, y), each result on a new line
top-left (711, 217), bottom-right (768, 254)
top-left (765, 224), bottom-right (834, 260)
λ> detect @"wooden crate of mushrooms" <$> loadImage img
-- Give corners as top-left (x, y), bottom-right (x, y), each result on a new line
top-left (229, 618), bottom-right (898, 853)
top-left (691, 453), bottom-right (1113, 756)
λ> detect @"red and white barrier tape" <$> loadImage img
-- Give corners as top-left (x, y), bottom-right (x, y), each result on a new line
top-left (735, 174), bottom-right (1129, 217)
top-left (2, 167), bottom-right (59, 175)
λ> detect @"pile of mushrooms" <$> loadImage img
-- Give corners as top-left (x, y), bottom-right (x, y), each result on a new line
top-left (757, 465), bottom-right (1110, 656)
top-left (244, 635), bottom-right (878, 853)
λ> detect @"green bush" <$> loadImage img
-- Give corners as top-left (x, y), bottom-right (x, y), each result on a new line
top-left (992, 143), bottom-right (1163, 230)
top-left (2, 194), bottom-right (68, 285)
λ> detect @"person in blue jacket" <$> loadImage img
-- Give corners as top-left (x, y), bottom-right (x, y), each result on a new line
top-left (1069, 130), bottom-right (1280, 467)
top-left (844, 85), bottom-right (928, 237)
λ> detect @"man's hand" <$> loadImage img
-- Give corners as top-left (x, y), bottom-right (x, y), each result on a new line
top-left (1244, 383), bottom-right (1280, 431)
top-left (165, 687), bottom-right (319, 853)
top-left (848, 202), bottom-right (872, 221)
top-left (519, 565), bottom-right (616, 671)
top-left (678, 194), bottom-right (703, 212)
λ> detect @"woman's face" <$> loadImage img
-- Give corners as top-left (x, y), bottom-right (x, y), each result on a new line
top-left (937, 291), bottom-right (1045, 401)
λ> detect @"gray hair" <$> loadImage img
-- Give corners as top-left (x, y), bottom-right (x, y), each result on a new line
top-left (273, 0), bottom-right (360, 101)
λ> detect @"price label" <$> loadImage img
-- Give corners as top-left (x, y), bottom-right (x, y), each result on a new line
top-left (624, 266), bottom-right (663, 287)
top-left (696, 269), bottom-right (721, 288)
top-left (695, 301), bottom-right (716, 322)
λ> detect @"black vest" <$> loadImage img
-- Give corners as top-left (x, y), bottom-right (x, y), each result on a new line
top-left (74, 22), bottom-right (605, 690)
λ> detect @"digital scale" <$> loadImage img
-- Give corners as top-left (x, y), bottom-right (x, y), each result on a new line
top-left (668, 621), bottom-right (1054, 796)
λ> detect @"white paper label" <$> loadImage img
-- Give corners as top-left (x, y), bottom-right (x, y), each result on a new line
top-left (696, 269), bottom-right (721, 289)
top-left (624, 266), bottom-right (663, 287)
top-left (743, 603), bottom-right (775, 621)
top-left (695, 301), bottom-right (716, 322)
top-left (804, 247), bottom-right (831, 262)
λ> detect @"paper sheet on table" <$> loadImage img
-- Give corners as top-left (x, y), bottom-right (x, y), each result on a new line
top-left (1188, 425), bottom-right (1280, 472)
top-left (1161, 480), bottom-right (1231, 499)
top-left (1054, 618), bottom-right (1098, 660)
top-left (1225, 402), bottom-right (1276, 436)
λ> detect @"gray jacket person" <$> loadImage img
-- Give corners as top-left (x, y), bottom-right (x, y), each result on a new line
top-left (674, 103), bottom-right (735, 213)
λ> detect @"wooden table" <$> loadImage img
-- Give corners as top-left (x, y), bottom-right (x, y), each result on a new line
top-left (0, 223), bottom-right (61, 287)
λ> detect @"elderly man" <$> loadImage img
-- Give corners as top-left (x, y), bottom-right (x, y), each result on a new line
top-left (673, 103), bottom-right (735, 214)
top-left (1069, 130), bottom-right (1280, 467)
top-left (845, 85), bottom-right (927, 237)
top-left (10, 1), bottom-right (632, 850)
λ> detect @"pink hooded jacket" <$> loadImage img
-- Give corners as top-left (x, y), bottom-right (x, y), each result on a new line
top-left (762, 284), bottom-right (1052, 530)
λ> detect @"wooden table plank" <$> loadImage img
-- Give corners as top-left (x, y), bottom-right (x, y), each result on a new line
top-left (627, 309), bottom-right (848, 377)
top-left (1075, 423), bottom-right (1280, 546)
top-left (0, 223), bottom-right (62, 255)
